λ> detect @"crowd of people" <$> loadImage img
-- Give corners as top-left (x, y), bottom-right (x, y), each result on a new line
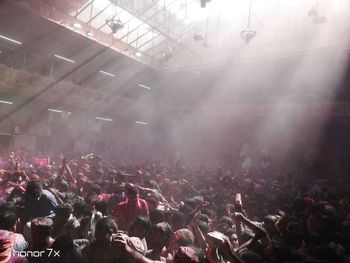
top-left (0, 149), bottom-right (349, 263)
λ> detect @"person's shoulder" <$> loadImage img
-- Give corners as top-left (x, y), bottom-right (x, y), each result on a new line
top-left (116, 200), bottom-right (128, 207)
top-left (42, 189), bottom-right (55, 198)
top-left (42, 189), bottom-right (58, 203)
top-left (139, 199), bottom-right (148, 208)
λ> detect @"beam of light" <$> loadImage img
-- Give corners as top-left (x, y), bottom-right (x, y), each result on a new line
top-left (99, 70), bottom-right (116, 77)
top-left (54, 54), bottom-right (76, 63)
top-left (96, 116), bottom-right (113, 122)
top-left (0, 34), bottom-right (22, 45)
top-left (135, 121), bottom-right (148, 125)
top-left (48, 108), bottom-right (63, 113)
top-left (0, 100), bottom-right (13, 105)
top-left (138, 84), bottom-right (151, 90)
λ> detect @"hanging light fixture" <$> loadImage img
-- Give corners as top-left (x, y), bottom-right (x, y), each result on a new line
top-left (106, 2), bottom-right (124, 33)
top-left (307, 0), bottom-right (327, 24)
top-left (240, 0), bottom-right (256, 44)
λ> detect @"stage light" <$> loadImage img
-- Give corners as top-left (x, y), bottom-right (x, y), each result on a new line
top-left (135, 51), bottom-right (142, 57)
top-left (308, 8), bottom-right (318, 17)
top-left (0, 34), bottom-right (22, 45)
top-left (240, 0), bottom-right (256, 44)
top-left (87, 31), bottom-right (94, 37)
top-left (193, 34), bottom-right (204, 41)
top-left (308, 0), bottom-right (327, 24)
top-left (240, 30), bottom-right (257, 44)
top-left (54, 54), bottom-right (75, 63)
top-left (106, 17), bottom-right (124, 34)
top-left (313, 16), bottom-right (327, 24)
top-left (199, 0), bottom-right (212, 8)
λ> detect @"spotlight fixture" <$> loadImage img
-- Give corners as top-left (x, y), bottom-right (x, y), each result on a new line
top-left (199, 0), bottom-right (212, 8)
top-left (239, 0), bottom-right (256, 44)
top-left (307, 0), bottom-right (327, 24)
top-left (161, 51), bottom-right (173, 62)
top-left (106, 17), bottom-right (124, 34)
top-left (313, 16), bottom-right (327, 24)
top-left (308, 8), bottom-right (318, 17)
top-left (240, 30), bottom-right (257, 44)
top-left (193, 34), bottom-right (204, 41)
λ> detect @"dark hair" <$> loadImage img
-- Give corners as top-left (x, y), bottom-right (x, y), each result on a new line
top-left (54, 203), bottom-right (73, 215)
top-left (199, 213), bottom-right (209, 224)
top-left (0, 211), bottom-right (17, 230)
top-left (31, 217), bottom-right (53, 236)
top-left (95, 201), bottom-right (108, 216)
top-left (131, 216), bottom-right (151, 231)
top-left (125, 184), bottom-right (139, 196)
top-left (198, 221), bottom-right (209, 234)
top-left (150, 209), bottom-right (165, 225)
top-left (176, 229), bottom-right (195, 247)
top-left (52, 235), bottom-right (74, 251)
top-left (0, 202), bottom-right (16, 214)
top-left (219, 216), bottom-right (233, 227)
top-left (172, 211), bottom-right (185, 225)
top-left (96, 217), bottom-right (118, 234)
top-left (239, 250), bottom-right (263, 263)
top-left (73, 201), bottom-right (87, 216)
top-left (90, 184), bottom-right (102, 195)
top-left (25, 181), bottom-right (43, 199)
top-left (152, 222), bottom-right (172, 243)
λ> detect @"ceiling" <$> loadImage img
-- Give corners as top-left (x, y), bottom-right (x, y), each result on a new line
top-left (1, 0), bottom-right (350, 72)
top-left (45, 0), bottom-right (350, 71)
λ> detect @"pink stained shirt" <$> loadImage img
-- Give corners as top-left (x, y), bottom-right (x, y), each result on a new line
top-left (113, 198), bottom-right (149, 230)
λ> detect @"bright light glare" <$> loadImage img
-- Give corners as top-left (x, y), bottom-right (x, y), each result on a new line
top-left (99, 70), bottom-right (116, 77)
top-left (72, 22), bottom-right (82, 29)
top-left (96, 117), bottom-right (113, 122)
top-left (135, 121), bottom-right (148, 125)
top-left (138, 84), bottom-right (151, 90)
top-left (0, 100), bottom-right (13, 105)
top-left (54, 54), bottom-right (76, 63)
top-left (48, 109), bottom-right (63, 113)
top-left (0, 34), bottom-right (22, 45)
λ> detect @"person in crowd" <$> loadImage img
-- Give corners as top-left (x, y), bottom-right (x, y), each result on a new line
top-left (128, 216), bottom-right (151, 252)
top-left (113, 184), bottom-right (149, 231)
top-left (0, 209), bottom-right (28, 252)
top-left (82, 217), bottom-right (119, 263)
top-left (146, 222), bottom-right (172, 261)
top-left (0, 149), bottom-right (348, 262)
top-left (51, 203), bottom-right (80, 239)
top-left (51, 235), bottom-right (83, 263)
top-left (21, 181), bottom-right (58, 223)
top-left (26, 217), bottom-right (55, 263)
